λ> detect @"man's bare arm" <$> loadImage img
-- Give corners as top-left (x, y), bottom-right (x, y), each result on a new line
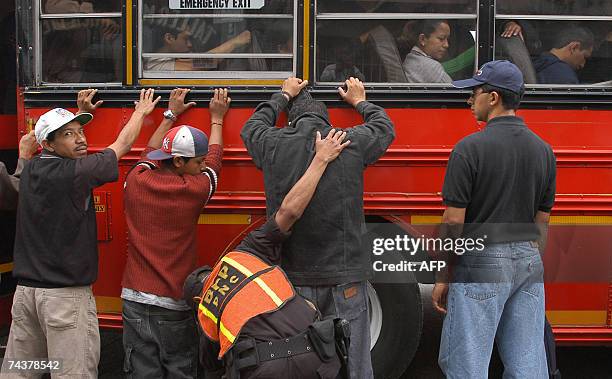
top-left (108, 89), bottom-right (160, 159)
top-left (275, 130), bottom-right (350, 233)
top-left (208, 88), bottom-right (231, 147)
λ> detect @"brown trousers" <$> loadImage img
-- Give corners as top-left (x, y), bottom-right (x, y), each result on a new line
top-left (1, 285), bottom-right (100, 378)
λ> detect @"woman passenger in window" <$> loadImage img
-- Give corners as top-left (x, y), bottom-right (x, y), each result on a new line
top-left (402, 20), bottom-right (452, 83)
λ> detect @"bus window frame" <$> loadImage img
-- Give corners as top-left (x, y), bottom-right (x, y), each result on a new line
top-left (137, 0), bottom-right (299, 81)
top-left (493, 11), bottom-right (612, 89)
top-left (13, 0), bottom-right (610, 100)
top-left (34, 0), bottom-right (124, 87)
top-left (313, 0), bottom-right (480, 87)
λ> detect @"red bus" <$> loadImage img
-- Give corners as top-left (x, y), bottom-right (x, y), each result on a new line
top-left (2, 1), bottom-right (611, 377)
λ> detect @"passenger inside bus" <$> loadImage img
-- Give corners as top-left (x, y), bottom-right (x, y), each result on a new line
top-left (260, 20), bottom-right (294, 72)
top-left (319, 40), bottom-right (366, 82)
top-left (533, 26), bottom-right (594, 84)
top-left (402, 20), bottom-right (452, 83)
top-left (579, 24), bottom-right (612, 83)
top-left (145, 22), bottom-right (252, 71)
top-left (42, 0), bottom-right (122, 83)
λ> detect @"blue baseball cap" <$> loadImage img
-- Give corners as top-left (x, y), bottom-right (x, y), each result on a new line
top-left (452, 60), bottom-right (524, 94)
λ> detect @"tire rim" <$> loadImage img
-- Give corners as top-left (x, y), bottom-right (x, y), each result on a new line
top-left (366, 282), bottom-right (383, 350)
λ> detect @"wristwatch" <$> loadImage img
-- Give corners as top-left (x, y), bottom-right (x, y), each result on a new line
top-left (163, 109), bottom-right (177, 122)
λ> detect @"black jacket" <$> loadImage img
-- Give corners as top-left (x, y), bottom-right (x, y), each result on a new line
top-left (241, 93), bottom-right (395, 285)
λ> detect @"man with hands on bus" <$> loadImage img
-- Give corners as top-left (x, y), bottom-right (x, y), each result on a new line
top-left (241, 77), bottom-right (395, 378)
top-left (121, 88), bottom-right (230, 379)
top-left (1, 88), bottom-right (160, 378)
top-left (191, 129), bottom-right (349, 379)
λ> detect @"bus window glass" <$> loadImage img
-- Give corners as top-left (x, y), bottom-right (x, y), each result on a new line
top-left (318, 0), bottom-right (476, 14)
top-left (495, 16), bottom-right (611, 86)
top-left (38, 1), bottom-right (123, 85)
top-left (42, 0), bottom-right (122, 14)
top-left (497, 0), bottom-right (612, 17)
top-left (140, 0), bottom-right (295, 79)
top-left (41, 18), bottom-right (123, 83)
top-left (316, 0), bottom-right (477, 84)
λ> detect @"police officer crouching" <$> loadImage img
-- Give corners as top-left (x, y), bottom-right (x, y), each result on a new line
top-left (184, 130), bottom-right (351, 379)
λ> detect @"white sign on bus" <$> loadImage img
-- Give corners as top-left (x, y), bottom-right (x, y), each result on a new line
top-left (169, 0), bottom-right (265, 10)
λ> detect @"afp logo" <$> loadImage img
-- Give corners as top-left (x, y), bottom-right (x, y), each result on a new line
top-left (162, 137), bottom-right (171, 151)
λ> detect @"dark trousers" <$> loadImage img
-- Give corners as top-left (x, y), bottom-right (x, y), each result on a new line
top-left (122, 299), bottom-right (198, 379)
top-left (295, 282), bottom-right (373, 379)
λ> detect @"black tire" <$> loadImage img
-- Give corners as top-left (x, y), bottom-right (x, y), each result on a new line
top-left (369, 282), bottom-right (423, 379)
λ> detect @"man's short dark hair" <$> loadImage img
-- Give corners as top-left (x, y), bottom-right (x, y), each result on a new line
top-left (480, 84), bottom-right (524, 110)
top-left (160, 156), bottom-right (192, 168)
top-left (46, 129), bottom-right (57, 142)
top-left (552, 26), bottom-right (594, 50)
top-left (288, 91), bottom-right (329, 124)
top-left (153, 25), bottom-right (182, 51)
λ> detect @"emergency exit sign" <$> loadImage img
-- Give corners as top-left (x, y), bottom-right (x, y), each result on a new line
top-left (170, 0), bottom-right (264, 9)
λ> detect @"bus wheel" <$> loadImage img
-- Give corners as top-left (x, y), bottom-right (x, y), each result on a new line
top-left (368, 282), bottom-right (423, 379)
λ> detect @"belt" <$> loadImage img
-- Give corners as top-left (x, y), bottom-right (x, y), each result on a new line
top-left (233, 331), bottom-right (314, 370)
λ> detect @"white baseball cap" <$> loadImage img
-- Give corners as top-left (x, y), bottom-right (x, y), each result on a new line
top-left (34, 108), bottom-right (93, 145)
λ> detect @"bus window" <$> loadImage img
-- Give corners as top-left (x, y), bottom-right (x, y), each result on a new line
top-left (315, 1), bottom-right (477, 85)
top-left (317, 0), bottom-right (476, 14)
top-left (140, 0), bottom-right (296, 79)
top-left (497, 0), bottom-right (612, 17)
top-left (43, 0), bottom-right (122, 13)
top-left (38, 0), bottom-right (123, 84)
top-left (495, 1), bottom-right (612, 86)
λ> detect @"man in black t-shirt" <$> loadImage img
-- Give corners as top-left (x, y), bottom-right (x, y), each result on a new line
top-left (432, 61), bottom-right (556, 378)
top-left (2, 88), bottom-right (160, 377)
top-left (188, 130), bottom-right (349, 379)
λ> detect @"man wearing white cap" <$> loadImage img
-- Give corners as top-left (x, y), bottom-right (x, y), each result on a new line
top-left (121, 88), bottom-right (230, 378)
top-left (2, 88), bottom-right (160, 378)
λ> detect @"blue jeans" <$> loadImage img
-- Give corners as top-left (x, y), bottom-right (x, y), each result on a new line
top-left (439, 242), bottom-right (548, 379)
top-left (295, 281), bottom-right (373, 379)
top-left (122, 300), bottom-right (198, 379)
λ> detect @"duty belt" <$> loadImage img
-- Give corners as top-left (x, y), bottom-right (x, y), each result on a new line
top-left (233, 331), bottom-right (313, 370)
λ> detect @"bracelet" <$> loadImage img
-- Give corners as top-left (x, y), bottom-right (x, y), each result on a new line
top-left (281, 91), bottom-right (292, 101)
top-left (211, 121), bottom-right (223, 127)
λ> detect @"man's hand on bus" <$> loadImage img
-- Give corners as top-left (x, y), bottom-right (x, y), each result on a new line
top-left (281, 77), bottom-right (308, 100)
top-left (338, 77), bottom-right (366, 108)
top-left (109, 89), bottom-right (160, 159)
top-left (208, 88), bottom-right (231, 147)
top-left (432, 282), bottom-right (449, 314)
top-left (18, 131), bottom-right (38, 160)
top-left (77, 89), bottom-right (103, 114)
top-left (169, 88), bottom-right (197, 117)
top-left (133, 88), bottom-right (161, 116)
top-left (209, 88), bottom-right (231, 124)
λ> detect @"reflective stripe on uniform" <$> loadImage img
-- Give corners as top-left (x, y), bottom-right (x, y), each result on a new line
top-left (199, 303), bottom-right (236, 343)
top-left (221, 256), bottom-right (283, 306)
